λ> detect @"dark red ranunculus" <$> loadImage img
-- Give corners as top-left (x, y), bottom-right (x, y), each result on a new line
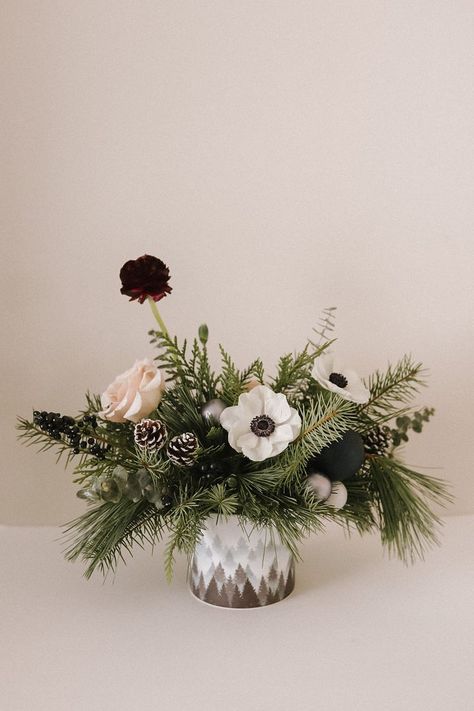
top-left (120, 255), bottom-right (172, 303)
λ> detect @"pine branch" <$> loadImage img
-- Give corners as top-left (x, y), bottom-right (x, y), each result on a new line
top-left (356, 406), bottom-right (414, 434)
top-left (236, 482), bottom-right (373, 561)
top-left (273, 394), bottom-right (359, 485)
top-left (72, 456), bottom-right (116, 485)
top-left (163, 486), bottom-right (209, 580)
top-left (202, 483), bottom-right (239, 517)
top-left (362, 355), bottom-right (426, 415)
top-left (158, 383), bottom-right (209, 438)
top-left (164, 537), bottom-right (178, 583)
top-left (234, 467), bottom-right (281, 496)
top-left (82, 392), bottom-right (103, 414)
top-left (63, 499), bottom-right (165, 579)
top-left (368, 457), bottom-right (452, 563)
top-left (339, 477), bottom-right (377, 534)
top-left (17, 417), bottom-right (76, 466)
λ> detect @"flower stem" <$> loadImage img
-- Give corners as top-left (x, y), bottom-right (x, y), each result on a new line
top-left (147, 297), bottom-right (169, 337)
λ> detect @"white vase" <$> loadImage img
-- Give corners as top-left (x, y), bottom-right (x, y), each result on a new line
top-left (189, 516), bottom-right (295, 608)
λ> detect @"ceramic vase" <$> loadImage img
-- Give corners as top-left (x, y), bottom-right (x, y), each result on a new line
top-left (189, 516), bottom-right (295, 608)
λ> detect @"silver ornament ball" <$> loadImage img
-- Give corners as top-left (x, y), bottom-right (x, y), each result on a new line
top-left (326, 481), bottom-right (348, 510)
top-left (307, 472), bottom-right (332, 501)
top-left (201, 398), bottom-right (227, 423)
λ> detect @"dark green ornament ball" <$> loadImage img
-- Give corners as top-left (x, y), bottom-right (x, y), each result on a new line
top-left (310, 430), bottom-right (365, 481)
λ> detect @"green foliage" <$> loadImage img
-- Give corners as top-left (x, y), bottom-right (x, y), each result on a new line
top-left (72, 455), bottom-right (116, 486)
top-left (82, 392), bottom-right (103, 415)
top-left (368, 457), bottom-right (451, 562)
top-left (203, 483), bottom-right (239, 517)
top-left (340, 476), bottom-right (377, 534)
top-left (149, 328), bottom-right (219, 401)
top-left (218, 346), bottom-right (264, 405)
top-left (362, 355), bottom-right (426, 417)
top-left (272, 346), bottom-right (313, 394)
top-left (17, 417), bottom-right (76, 466)
top-left (63, 499), bottom-right (165, 579)
top-left (158, 383), bottom-right (208, 439)
top-left (162, 486), bottom-right (209, 580)
top-left (273, 393), bottom-right (359, 485)
top-left (271, 340), bottom-right (332, 401)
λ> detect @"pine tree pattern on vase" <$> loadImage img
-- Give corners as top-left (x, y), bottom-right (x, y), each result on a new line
top-left (189, 516), bottom-right (295, 608)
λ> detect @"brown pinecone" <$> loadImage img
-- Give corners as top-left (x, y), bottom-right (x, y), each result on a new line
top-left (167, 432), bottom-right (198, 467)
top-left (134, 419), bottom-right (167, 451)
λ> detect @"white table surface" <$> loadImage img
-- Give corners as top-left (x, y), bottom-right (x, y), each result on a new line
top-left (1, 515), bottom-right (472, 711)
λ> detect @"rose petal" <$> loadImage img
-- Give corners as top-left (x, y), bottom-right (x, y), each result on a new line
top-left (99, 359), bottom-right (165, 423)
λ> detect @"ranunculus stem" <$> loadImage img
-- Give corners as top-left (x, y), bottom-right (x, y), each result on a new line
top-left (148, 297), bottom-right (169, 337)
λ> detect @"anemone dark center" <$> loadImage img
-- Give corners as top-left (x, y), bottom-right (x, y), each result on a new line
top-left (250, 415), bottom-right (276, 437)
top-left (329, 372), bottom-right (348, 388)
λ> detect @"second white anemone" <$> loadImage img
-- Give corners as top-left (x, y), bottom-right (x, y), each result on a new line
top-left (312, 353), bottom-right (370, 404)
top-left (220, 384), bottom-right (301, 462)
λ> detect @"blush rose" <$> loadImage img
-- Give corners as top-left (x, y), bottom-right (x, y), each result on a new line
top-left (99, 358), bottom-right (165, 423)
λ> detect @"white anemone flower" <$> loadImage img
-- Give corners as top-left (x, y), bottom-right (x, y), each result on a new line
top-left (312, 353), bottom-right (369, 404)
top-left (220, 384), bottom-right (301, 462)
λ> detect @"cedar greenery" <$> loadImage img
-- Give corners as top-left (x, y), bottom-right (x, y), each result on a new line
top-left (17, 305), bottom-right (451, 580)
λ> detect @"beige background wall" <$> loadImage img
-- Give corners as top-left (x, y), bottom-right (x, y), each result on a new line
top-left (1, 1), bottom-right (473, 524)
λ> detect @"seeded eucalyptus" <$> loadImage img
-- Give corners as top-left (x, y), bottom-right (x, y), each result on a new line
top-left (390, 408), bottom-right (435, 448)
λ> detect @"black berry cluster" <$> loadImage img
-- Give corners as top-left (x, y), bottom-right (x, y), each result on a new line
top-left (32, 410), bottom-right (107, 459)
top-left (33, 410), bottom-right (75, 440)
top-left (160, 494), bottom-right (173, 511)
top-left (198, 461), bottom-right (224, 484)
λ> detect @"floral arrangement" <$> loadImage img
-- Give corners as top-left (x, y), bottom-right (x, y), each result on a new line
top-left (18, 255), bottom-right (450, 579)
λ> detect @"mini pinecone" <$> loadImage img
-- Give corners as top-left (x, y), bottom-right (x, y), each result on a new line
top-left (134, 419), bottom-right (167, 451)
top-left (364, 425), bottom-right (392, 456)
top-left (167, 432), bottom-right (198, 467)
